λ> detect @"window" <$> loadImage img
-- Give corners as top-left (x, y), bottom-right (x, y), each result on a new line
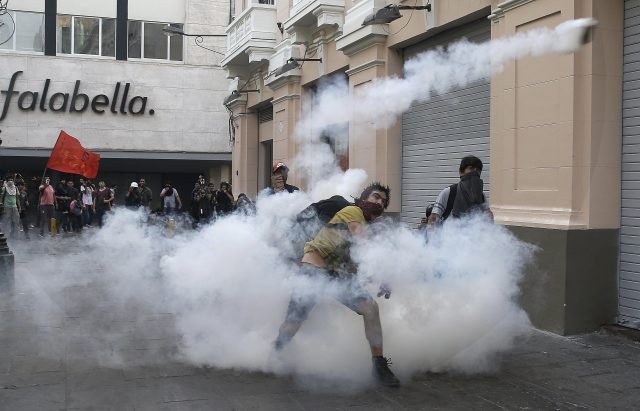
top-left (0, 10), bottom-right (44, 52)
top-left (127, 20), bottom-right (141, 58)
top-left (57, 15), bottom-right (116, 57)
top-left (74, 17), bottom-right (99, 55)
top-left (128, 21), bottom-right (183, 61)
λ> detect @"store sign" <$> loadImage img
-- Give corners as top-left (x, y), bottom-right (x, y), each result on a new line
top-left (0, 71), bottom-right (155, 122)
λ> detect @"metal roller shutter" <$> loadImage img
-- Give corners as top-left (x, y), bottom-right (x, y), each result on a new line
top-left (401, 18), bottom-right (490, 226)
top-left (620, 0), bottom-right (640, 328)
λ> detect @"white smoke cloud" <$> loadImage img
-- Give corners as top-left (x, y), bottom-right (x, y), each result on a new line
top-left (4, 18), bottom-right (593, 391)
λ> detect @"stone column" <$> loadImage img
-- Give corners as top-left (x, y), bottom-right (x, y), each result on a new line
top-left (229, 97), bottom-right (260, 197)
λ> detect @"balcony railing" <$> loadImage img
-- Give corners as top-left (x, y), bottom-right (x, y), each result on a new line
top-left (223, 1), bottom-right (278, 67)
top-left (284, 0), bottom-right (345, 36)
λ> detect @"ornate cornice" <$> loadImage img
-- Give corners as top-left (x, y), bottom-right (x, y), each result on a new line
top-left (488, 0), bottom-right (536, 21)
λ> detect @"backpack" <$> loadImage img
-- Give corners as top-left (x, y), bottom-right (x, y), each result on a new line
top-left (291, 195), bottom-right (352, 255)
top-left (430, 183), bottom-right (485, 223)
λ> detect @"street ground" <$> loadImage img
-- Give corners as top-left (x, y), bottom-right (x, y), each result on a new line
top-left (1, 234), bottom-right (639, 410)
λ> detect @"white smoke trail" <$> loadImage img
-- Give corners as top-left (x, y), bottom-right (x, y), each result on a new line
top-left (296, 18), bottom-right (596, 137)
top-left (5, 18), bottom-right (593, 392)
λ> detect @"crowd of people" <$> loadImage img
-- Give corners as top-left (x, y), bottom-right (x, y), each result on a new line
top-left (0, 170), bottom-right (257, 239)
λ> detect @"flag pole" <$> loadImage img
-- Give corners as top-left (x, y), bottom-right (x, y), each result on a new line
top-left (40, 166), bottom-right (48, 184)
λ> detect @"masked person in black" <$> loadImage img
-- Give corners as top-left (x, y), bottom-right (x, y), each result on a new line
top-left (427, 155), bottom-right (493, 226)
top-left (215, 182), bottom-right (234, 216)
top-left (274, 182), bottom-right (400, 387)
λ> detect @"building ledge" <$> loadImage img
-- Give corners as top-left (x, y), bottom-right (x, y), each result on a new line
top-left (284, 0), bottom-right (346, 44)
top-left (489, 0), bottom-right (536, 21)
top-left (335, 0), bottom-right (389, 55)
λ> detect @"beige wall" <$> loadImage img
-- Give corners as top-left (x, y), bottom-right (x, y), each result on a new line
top-left (490, 0), bottom-right (622, 229)
top-left (226, 0), bottom-right (623, 229)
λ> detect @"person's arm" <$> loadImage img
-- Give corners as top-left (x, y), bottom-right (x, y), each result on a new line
top-left (427, 187), bottom-right (449, 227)
top-left (347, 221), bottom-right (364, 237)
top-left (176, 194), bottom-right (182, 209)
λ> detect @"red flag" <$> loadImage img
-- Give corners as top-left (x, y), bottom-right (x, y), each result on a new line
top-left (46, 131), bottom-right (100, 179)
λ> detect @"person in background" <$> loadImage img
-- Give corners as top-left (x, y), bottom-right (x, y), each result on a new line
top-left (30, 176), bottom-right (41, 229)
top-left (138, 178), bottom-right (153, 211)
top-left (39, 176), bottom-right (56, 237)
top-left (235, 193), bottom-right (255, 216)
top-left (65, 180), bottom-right (81, 232)
top-left (207, 182), bottom-right (217, 219)
top-left (427, 155), bottom-right (493, 226)
top-left (68, 194), bottom-right (83, 233)
top-left (270, 162), bottom-right (299, 194)
top-left (125, 182), bottom-right (141, 209)
top-left (1, 175), bottom-right (22, 238)
top-left (93, 180), bottom-right (114, 227)
top-left (80, 179), bottom-right (94, 227)
top-left (17, 181), bottom-right (30, 239)
top-left (160, 182), bottom-right (182, 215)
top-left (55, 179), bottom-right (71, 233)
top-left (108, 184), bottom-right (117, 209)
top-left (215, 182), bottom-right (234, 216)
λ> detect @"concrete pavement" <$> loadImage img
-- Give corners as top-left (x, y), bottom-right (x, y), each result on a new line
top-left (1, 236), bottom-right (640, 410)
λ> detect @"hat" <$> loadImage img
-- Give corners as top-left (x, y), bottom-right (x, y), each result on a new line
top-left (273, 162), bottom-right (288, 173)
top-left (130, 182), bottom-right (138, 188)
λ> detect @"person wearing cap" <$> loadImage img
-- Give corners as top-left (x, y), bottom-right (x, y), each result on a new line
top-left (270, 162), bottom-right (299, 194)
top-left (125, 181), bottom-right (141, 209)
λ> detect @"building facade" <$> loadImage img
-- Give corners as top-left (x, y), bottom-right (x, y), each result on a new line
top-left (0, 0), bottom-right (232, 210)
top-left (222, 0), bottom-right (630, 335)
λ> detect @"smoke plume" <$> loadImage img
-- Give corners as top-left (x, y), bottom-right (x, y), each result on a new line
top-left (4, 18), bottom-right (594, 391)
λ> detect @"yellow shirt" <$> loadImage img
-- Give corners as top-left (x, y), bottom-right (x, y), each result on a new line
top-left (303, 205), bottom-right (365, 272)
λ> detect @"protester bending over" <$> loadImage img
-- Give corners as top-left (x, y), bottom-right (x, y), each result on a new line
top-left (274, 182), bottom-right (400, 387)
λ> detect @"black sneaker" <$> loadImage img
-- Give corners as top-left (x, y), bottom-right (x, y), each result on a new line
top-left (372, 356), bottom-right (400, 387)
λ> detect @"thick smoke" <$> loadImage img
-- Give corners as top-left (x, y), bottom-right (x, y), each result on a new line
top-left (5, 19), bottom-right (593, 391)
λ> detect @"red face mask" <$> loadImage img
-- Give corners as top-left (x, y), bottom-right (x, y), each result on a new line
top-left (355, 199), bottom-right (384, 222)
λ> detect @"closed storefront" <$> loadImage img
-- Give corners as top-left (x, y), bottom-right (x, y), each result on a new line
top-left (401, 18), bottom-right (490, 225)
top-left (620, 0), bottom-right (640, 329)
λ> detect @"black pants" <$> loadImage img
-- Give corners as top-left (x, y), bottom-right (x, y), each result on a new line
top-left (39, 204), bottom-right (55, 235)
top-left (19, 211), bottom-right (29, 238)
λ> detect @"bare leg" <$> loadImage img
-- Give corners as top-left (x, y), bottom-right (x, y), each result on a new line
top-left (274, 296), bottom-right (316, 349)
top-left (357, 299), bottom-right (383, 357)
top-left (275, 319), bottom-right (305, 349)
